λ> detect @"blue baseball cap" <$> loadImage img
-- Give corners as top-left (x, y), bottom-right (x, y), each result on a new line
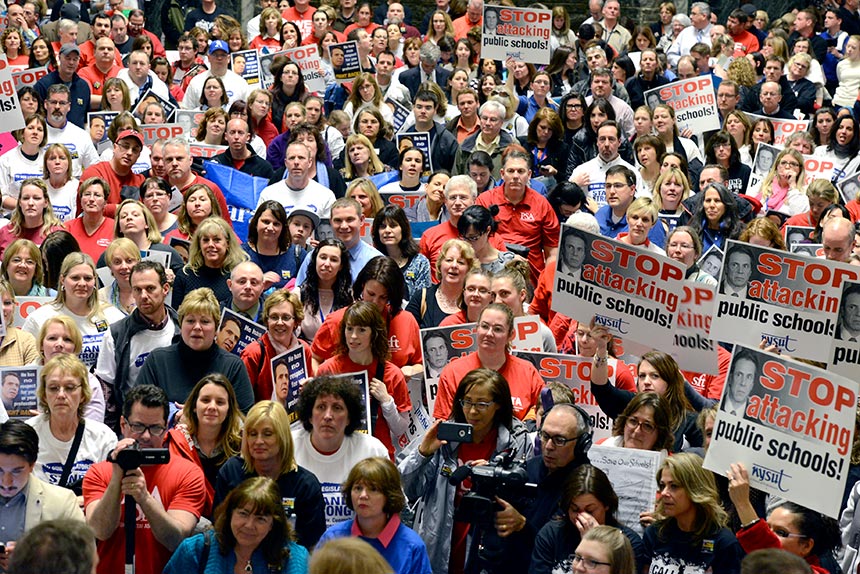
top-left (209, 40), bottom-right (229, 54)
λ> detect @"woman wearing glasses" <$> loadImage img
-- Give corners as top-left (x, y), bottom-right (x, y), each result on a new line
top-left (572, 526), bottom-right (637, 574)
top-left (140, 177), bottom-right (179, 236)
top-left (399, 367), bottom-right (530, 574)
top-left (26, 353), bottom-right (116, 501)
top-left (728, 461), bottom-right (840, 574)
top-left (749, 148), bottom-right (809, 216)
top-left (532, 465), bottom-right (645, 574)
top-left (601, 393), bottom-right (673, 452)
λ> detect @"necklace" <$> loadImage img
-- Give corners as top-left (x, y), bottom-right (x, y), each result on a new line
top-left (245, 559), bottom-right (252, 573)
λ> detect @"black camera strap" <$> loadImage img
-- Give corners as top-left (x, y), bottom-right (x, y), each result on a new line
top-left (369, 360), bottom-right (385, 434)
top-left (58, 422), bottom-right (85, 489)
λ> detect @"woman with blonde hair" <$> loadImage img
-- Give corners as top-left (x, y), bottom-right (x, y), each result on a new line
top-left (171, 217), bottom-right (247, 309)
top-left (250, 6), bottom-right (282, 50)
top-left (0, 279), bottom-right (39, 366)
top-left (165, 476), bottom-right (310, 574)
top-left (22, 252), bottom-right (124, 368)
top-left (785, 52), bottom-right (818, 116)
top-left (25, 353), bottom-right (115, 498)
top-left (424, 10), bottom-right (454, 45)
top-left (575, 526), bottom-right (638, 574)
top-left (1, 238), bottom-right (54, 296)
top-left (750, 148), bottom-right (809, 216)
top-left (653, 168), bottom-right (690, 234)
top-left (0, 114), bottom-right (46, 211)
top-left (341, 133), bottom-right (386, 182)
top-left (108, 199), bottom-right (184, 277)
top-left (166, 373), bottom-right (243, 515)
top-left (0, 178), bottom-right (63, 257)
top-left (617, 198), bottom-right (666, 255)
top-left (100, 77), bottom-right (130, 111)
top-left (42, 143), bottom-right (78, 222)
top-left (406, 238), bottom-right (478, 328)
top-left (312, 538), bottom-right (393, 574)
top-left (343, 74), bottom-right (394, 125)
top-left (97, 238), bottom-right (141, 315)
top-left (781, 178), bottom-right (839, 230)
top-left (215, 401), bottom-right (326, 549)
top-left (346, 177), bottom-right (384, 219)
top-left (644, 453), bottom-right (743, 572)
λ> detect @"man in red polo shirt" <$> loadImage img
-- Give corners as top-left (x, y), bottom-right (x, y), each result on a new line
top-left (80, 129), bottom-right (146, 218)
top-left (163, 137), bottom-right (232, 227)
top-left (78, 12), bottom-right (124, 69)
top-left (476, 150), bottom-right (559, 284)
top-left (78, 37), bottom-right (123, 108)
top-left (419, 175), bottom-right (507, 282)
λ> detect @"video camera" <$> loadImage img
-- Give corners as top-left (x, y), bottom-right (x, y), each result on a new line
top-left (449, 451), bottom-right (537, 528)
top-left (114, 442), bottom-right (170, 471)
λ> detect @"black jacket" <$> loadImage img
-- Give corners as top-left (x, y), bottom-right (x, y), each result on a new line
top-left (741, 78), bottom-right (799, 117)
top-left (564, 128), bottom-right (635, 180)
top-left (517, 136), bottom-right (569, 180)
top-left (211, 148), bottom-right (275, 180)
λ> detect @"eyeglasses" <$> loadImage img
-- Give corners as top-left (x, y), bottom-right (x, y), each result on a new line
top-left (127, 421), bottom-right (167, 436)
top-left (46, 384), bottom-right (81, 394)
top-left (10, 257), bottom-right (36, 267)
top-left (144, 191), bottom-right (169, 199)
top-left (268, 313), bottom-right (294, 323)
top-left (539, 430), bottom-right (579, 447)
top-left (605, 182), bottom-right (628, 190)
top-left (772, 528), bottom-right (807, 539)
top-left (779, 160), bottom-right (801, 169)
top-left (566, 103), bottom-right (583, 109)
top-left (625, 416), bottom-right (656, 434)
top-left (459, 399), bottom-right (495, 411)
top-left (572, 554), bottom-right (612, 570)
top-left (459, 232), bottom-right (485, 242)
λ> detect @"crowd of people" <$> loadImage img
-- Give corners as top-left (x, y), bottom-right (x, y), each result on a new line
top-left (1, 0), bottom-right (860, 573)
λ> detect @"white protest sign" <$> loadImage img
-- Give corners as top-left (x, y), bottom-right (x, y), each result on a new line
top-left (746, 113), bottom-right (809, 146)
top-left (420, 324), bottom-right (478, 415)
top-left (0, 54), bottom-right (25, 132)
top-left (14, 296), bottom-right (51, 328)
top-left (481, 5), bottom-right (552, 65)
top-left (589, 444), bottom-right (664, 536)
top-left (644, 76), bottom-right (720, 133)
top-left (282, 44), bottom-right (327, 93)
top-left (705, 345), bottom-right (858, 518)
top-left (829, 280), bottom-right (860, 379)
top-left (672, 281), bottom-right (719, 375)
top-left (551, 226), bottom-right (685, 351)
top-left (11, 66), bottom-right (47, 89)
top-left (710, 240), bottom-right (860, 361)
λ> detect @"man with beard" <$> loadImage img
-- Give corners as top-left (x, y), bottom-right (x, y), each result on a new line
top-left (80, 130), bottom-right (146, 218)
top-left (43, 84), bottom-right (99, 177)
top-left (35, 44), bottom-right (91, 128)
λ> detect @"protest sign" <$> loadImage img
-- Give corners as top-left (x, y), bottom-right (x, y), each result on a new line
top-left (140, 123), bottom-right (184, 145)
top-left (420, 324), bottom-right (477, 415)
top-left (11, 66), bottom-right (47, 89)
top-left (0, 55), bottom-right (26, 132)
top-left (552, 227), bottom-right (685, 350)
top-left (746, 113), bottom-right (809, 146)
top-left (672, 281), bottom-right (719, 375)
top-left (1, 366), bottom-right (40, 419)
top-left (789, 243), bottom-right (822, 257)
top-left (14, 296), bottom-right (50, 328)
top-left (281, 44), bottom-right (327, 93)
top-left (829, 280), bottom-right (860, 378)
top-left (174, 109), bottom-right (205, 138)
top-left (698, 245), bottom-right (724, 280)
top-left (644, 76), bottom-right (720, 133)
top-left (710, 240), bottom-right (860, 360)
top-left (386, 96), bottom-right (410, 132)
top-left (330, 41), bottom-right (361, 83)
top-left (168, 237), bottom-right (190, 263)
top-left (394, 373), bottom-right (432, 459)
top-left (481, 5), bottom-right (551, 65)
top-left (272, 346), bottom-right (307, 423)
top-left (704, 345), bottom-right (857, 518)
top-left (326, 371), bottom-right (371, 433)
top-left (784, 225), bottom-right (814, 247)
top-left (839, 171), bottom-right (860, 206)
top-left (231, 49), bottom-right (261, 86)
top-left (395, 131), bottom-right (433, 175)
top-left (189, 142), bottom-right (227, 158)
top-left (589, 444), bottom-right (664, 536)
top-left (217, 308), bottom-right (266, 357)
top-left (259, 50), bottom-right (284, 89)
top-left (378, 187), bottom-right (423, 213)
top-left (514, 351), bottom-right (627, 442)
top-left (134, 88), bottom-right (178, 122)
top-left (751, 144), bottom-right (837, 194)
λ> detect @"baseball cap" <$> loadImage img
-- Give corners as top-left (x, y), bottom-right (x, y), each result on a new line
top-left (287, 208), bottom-right (320, 230)
top-left (60, 3), bottom-right (80, 21)
top-left (209, 40), bottom-right (229, 54)
top-left (741, 3), bottom-right (758, 16)
top-left (59, 43), bottom-right (81, 56)
top-left (117, 129), bottom-right (144, 147)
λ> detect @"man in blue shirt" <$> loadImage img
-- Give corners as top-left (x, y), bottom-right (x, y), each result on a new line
top-left (34, 43), bottom-right (91, 128)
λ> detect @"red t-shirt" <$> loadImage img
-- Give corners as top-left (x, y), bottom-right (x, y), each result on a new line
top-left (683, 345), bottom-right (732, 400)
top-left (63, 217), bottom-right (116, 262)
top-left (476, 186), bottom-right (560, 284)
top-left (83, 458), bottom-right (207, 574)
top-left (529, 261), bottom-right (556, 326)
top-left (311, 307), bottom-right (423, 368)
top-left (77, 40), bottom-right (124, 70)
top-left (77, 63), bottom-right (122, 94)
top-left (80, 162), bottom-right (145, 218)
top-left (439, 310), bottom-right (468, 327)
top-left (241, 333), bottom-right (313, 402)
top-left (419, 220), bottom-right (506, 283)
top-left (433, 352), bottom-right (544, 421)
top-left (316, 354), bottom-right (412, 457)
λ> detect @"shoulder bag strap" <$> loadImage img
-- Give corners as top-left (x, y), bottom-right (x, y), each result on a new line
top-left (58, 422), bottom-right (85, 488)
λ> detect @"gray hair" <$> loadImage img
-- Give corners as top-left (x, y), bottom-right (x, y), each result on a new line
top-left (58, 18), bottom-right (76, 32)
top-left (479, 100), bottom-right (506, 119)
top-left (672, 13), bottom-right (691, 27)
top-left (445, 175), bottom-right (478, 199)
top-left (164, 136), bottom-right (191, 156)
top-left (419, 42), bottom-right (441, 63)
top-left (691, 2), bottom-right (710, 18)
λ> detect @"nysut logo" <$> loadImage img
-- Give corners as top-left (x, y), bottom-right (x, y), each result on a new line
top-left (594, 314), bottom-right (629, 335)
top-left (751, 463), bottom-right (791, 493)
top-left (761, 332), bottom-right (797, 353)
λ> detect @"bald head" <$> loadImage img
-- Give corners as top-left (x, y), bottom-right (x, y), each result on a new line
top-left (228, 261), bottom-right (265, 310)
top-left (822, 217), bottom-right (855, 262)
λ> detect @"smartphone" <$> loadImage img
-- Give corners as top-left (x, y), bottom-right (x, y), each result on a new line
top-left (0, 543), bottom-right (6, 554)
top-left (826, 38), bottom-right (838, 48)
top-left (437, 422), bottom-right (473, 443)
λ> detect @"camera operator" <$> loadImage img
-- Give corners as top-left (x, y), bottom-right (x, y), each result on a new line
top-left (82, 385), bottom-right (207, 574)
top-left (495, 403), bottom-right (592, 572)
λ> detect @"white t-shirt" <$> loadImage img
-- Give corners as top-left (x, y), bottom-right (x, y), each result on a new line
top-left (26, 415), bottom-right (116, 486)
top-left (48, 178), bottom-right (80, 222)
top-left (256, 178), bottom-right (336, 218)
top-left (292, 427), bottom-right (388, 526)
top-left (116, 69), bottom-right (171, 104)
top-left (0, 146), bottom-right (45, 207)
top-left (182, 69), bottom-right (250, 110)
top-left (22, 303), bottom-right (126, 368)
top-left (94, 320), bottom-right (178, 392)
top-left (46, 122), bottom-right (100, 178)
